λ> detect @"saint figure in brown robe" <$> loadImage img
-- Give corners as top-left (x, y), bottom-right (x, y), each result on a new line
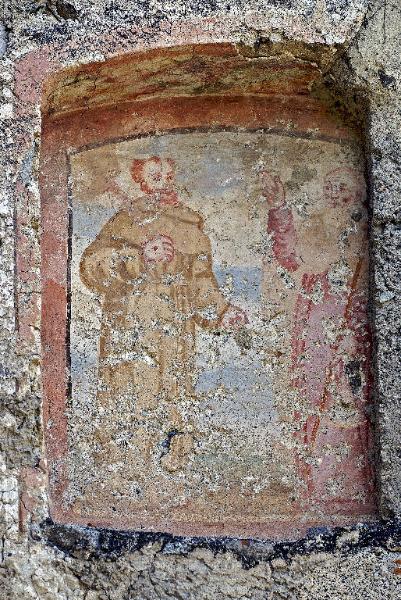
top-left (80, 156), bottom-right (246, 472)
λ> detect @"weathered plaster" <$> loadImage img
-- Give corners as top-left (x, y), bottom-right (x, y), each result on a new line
top-left (0, 1), bottom-right (400, 598)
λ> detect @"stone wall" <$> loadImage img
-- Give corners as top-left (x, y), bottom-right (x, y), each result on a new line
top-left (0, 1), bottom-right (400, 598)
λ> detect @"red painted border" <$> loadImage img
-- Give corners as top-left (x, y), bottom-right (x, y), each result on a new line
top-left (39, 89), bottom-right (374, 538)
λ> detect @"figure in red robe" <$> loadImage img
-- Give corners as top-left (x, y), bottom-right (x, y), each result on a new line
top-left (260, 167), bottom-right (375, 515)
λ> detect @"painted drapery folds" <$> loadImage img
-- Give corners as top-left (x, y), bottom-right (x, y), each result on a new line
top-left (79, 156), bottom-right (246, 474)
top-left (58, 129), bottom-right (374, 535)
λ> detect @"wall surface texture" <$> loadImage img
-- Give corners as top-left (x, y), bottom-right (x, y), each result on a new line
top-left (0, 1), bottom-right (400, 598)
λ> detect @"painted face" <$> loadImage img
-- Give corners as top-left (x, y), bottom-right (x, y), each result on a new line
top-left (323, 168), bottom-right (363, 207)
top-left (134, 158), bottom-right (175, 194)
top-left (324, 178), bottom-right (354, 205)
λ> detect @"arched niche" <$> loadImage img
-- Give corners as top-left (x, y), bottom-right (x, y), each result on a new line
top-left (40, 43), bottom-right (375, 539)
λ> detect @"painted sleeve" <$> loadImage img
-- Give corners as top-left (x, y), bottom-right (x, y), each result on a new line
top-left (190, 237), bottom-right (230, 328)
top-left (79, 210), bottom-right (141, 294)
top-left (267, 204), bottom-right (299, 272)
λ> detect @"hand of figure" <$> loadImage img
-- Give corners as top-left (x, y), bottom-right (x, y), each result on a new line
top-left (142, 235), bottom-right (175, 263)
top-left (221, 305), bottom-right (248, 330)
top-left (105, 178), bottom-right (132, 206)
top-left (337, 333), bottom-right (358, 358)
top-left (116, 248), bottom-right (140, 280)
top-left (260, 171), bottom-right (285, 206)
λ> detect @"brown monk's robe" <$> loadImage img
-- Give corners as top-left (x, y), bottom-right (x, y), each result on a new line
top-left (80, 197), bottom-right (230, 462)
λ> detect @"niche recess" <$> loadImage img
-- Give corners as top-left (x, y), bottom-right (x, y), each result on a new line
top-left (40, 43), bottom-right (376, 539)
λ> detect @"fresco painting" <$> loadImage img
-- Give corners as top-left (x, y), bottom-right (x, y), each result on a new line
top-left (64, 131), bottom-right (374, 535)
top-left (79, 155), bottom-right (247, 475)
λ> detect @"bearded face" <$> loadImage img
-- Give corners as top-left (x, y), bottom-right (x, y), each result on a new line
top-left (131, 156), bottom-right (175, 194)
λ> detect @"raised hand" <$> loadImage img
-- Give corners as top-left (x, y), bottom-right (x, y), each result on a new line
top-left (142, 234), bottom-right (175, 263)
top-left (221, 305), bottom-right (248, 330)
top-left (260, 171), bottom-right (285, 207)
